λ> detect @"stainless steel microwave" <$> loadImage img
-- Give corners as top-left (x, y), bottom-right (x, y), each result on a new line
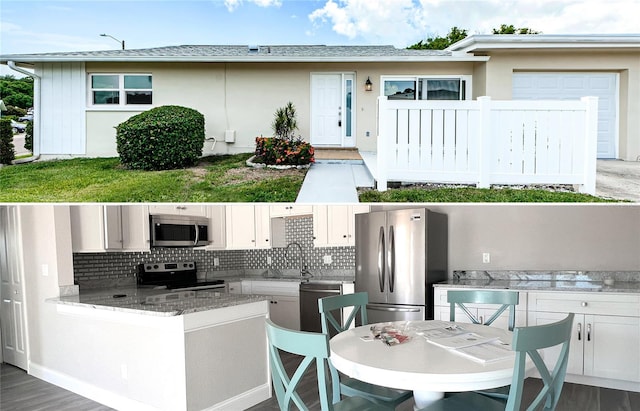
top-left (150, 214), bottom-right (210, 247)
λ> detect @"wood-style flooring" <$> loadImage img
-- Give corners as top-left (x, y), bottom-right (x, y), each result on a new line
top-left (3, 360), bottom-right (639, 411)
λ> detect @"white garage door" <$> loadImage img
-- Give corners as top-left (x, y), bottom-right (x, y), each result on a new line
top-left (512, 73), bottom-right (617, 159)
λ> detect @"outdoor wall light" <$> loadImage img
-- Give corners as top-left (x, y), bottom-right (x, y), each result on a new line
top-left (365, 77), bottom-right (373, 92)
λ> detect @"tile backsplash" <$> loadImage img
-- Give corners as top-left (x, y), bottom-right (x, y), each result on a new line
top-left (74, 217), bottom-right (355, 288)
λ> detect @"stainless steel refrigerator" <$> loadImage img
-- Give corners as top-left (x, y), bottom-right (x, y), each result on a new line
top-left (355, 208), bottom-right (447, 323)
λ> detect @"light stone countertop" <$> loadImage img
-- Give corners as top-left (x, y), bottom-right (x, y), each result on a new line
top-left (49, 287), bottom-right (268, 317)
top-left (440, 270), bottom-right (640, 293)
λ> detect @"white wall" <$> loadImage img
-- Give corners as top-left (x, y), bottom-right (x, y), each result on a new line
top-left (378, 204), bottom-right (640, 273)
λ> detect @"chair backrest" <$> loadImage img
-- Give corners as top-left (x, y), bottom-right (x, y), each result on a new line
top-left (318, 292), bottom-right (369, 334)
top-left (265, 319), bottom-right (340, 411)
top-left (448, 290), bottom-right (519, 330)
top-left (505, 313), bottom-right (574, 411)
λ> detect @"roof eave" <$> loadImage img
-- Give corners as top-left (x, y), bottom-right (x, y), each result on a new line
top-left (1, 55), bottom-right (490, 64)
top-left (448, 34), bottom-right (640, 53)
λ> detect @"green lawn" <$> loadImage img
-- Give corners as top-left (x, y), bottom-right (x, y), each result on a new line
top-left (359, 186), bottom-right (615, 203)
top-left (0, 154), bottom-right (307, 202)
top-left (0, 154), bottom-right (618, 202)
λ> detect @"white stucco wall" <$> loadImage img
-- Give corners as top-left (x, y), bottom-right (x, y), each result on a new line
top-left (478, 50), bottom-right (640, 161)
top-left (81, 61), bottom-right (475, 156)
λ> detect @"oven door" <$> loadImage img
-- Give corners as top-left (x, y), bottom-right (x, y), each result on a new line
top-left (150, 215), bottom-right (209, 247)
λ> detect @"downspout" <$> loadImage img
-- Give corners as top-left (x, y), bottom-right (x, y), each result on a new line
top-left (7, 61), bottom-right (41, 162)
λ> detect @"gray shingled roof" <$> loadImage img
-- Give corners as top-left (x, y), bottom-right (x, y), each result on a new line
top-left (1, 44), bottom-right (482, 64)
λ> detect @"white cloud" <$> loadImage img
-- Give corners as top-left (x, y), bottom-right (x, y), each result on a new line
top-left (224, 0), bottom-right (282, 12)
top-left (309, 0), bottom-right (428, 46)
top-left (308, 0), bottom-right (640, 47)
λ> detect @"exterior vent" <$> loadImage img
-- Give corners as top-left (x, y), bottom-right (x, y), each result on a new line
top-left (248, 45), bottom-right (259, 54)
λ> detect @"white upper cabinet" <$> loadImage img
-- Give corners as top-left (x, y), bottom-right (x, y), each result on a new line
top-left (203, 205), bottom-right (226, 250)
top-left (269, 205), bottom-right (313, 218)
top-left (71, 205), bottom-right (149, 252)
top-left (148, 204), bottom-right (207, 217)
top-left (225, 205), bottom-right (271, 250)
top-left (313, 205), bottom-right (369, 247)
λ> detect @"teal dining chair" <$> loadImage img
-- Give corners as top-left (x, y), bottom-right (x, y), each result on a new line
top-left (419, 312), bottom-right (575, 411)
top-left (318, 292), bottom-right (413, 408)
top-left (265, 318), bottom-right (387, 411)
top-left (448, 290), bottom-right (520, 331)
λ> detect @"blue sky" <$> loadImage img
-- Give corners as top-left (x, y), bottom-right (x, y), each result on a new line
top-left (1, 0), bottom-right (638, 57)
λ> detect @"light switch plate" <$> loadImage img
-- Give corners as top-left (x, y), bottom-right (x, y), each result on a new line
top-left (323, 255), bottom-right (333, 264)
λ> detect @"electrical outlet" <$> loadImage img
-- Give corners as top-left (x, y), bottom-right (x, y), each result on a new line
top-left (482, 253), bottom-right (491, 264)
top-left (267, 256), bottom-right (272, 265)
top-left (323, 255), bottom-right (333, 265)
top-left (213, 257), bottom-right (220, 267)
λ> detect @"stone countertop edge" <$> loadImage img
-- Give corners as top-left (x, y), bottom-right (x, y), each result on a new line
top-left (434, 280), bottom-right (640, 293)
top-left (48, 291), bottom-right (269, 317)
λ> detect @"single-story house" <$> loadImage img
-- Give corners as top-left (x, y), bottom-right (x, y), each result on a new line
top-left (1, 34), bottom-right (638, 163)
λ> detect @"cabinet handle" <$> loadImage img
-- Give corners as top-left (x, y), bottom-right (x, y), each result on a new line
top-left (587, 323), bottom-right (591, 342)
top-left (577, 323), bottom-right (582, 341)
top-left (581, 302), bottom-right (588, 307)
top-left (479, 315), bottom-right (484, 324)
top-left (343, 235), bottom-right (347, 238)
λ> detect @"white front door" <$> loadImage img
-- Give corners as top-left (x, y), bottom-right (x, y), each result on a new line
top-left (311, 74), bottom-right (355, 147)
top-left (512, 72), bottom-right (618, 159)
top-left (0, 206), bottom-right (28, 370)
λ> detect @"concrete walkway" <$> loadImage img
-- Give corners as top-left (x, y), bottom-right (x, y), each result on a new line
top-left (295, 160), bottom-right (374, 203)
top-left (596, 160), bottom-right (640, 202)
top-left (297, 155), bottom-right (640, 203)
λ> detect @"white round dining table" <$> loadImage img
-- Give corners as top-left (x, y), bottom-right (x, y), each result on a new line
top-left (329, 320), bottom-right (533, 409)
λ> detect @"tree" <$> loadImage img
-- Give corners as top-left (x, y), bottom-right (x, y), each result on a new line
top-left (408, 24), bottom-right (540, 50)
top-left (0, 75), bottom-right (34, 110)
top-left (493, 24), bottom-right (540, 34)
top-left (408, 26), bottom-right (468, 50)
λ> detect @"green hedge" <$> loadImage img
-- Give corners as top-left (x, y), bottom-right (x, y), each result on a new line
top-left (0, 118), bottom-right (15, 164)
top-left (25, 120), bottom-right (33, 152)
top-left (116, 105), bottom-right (205, 170)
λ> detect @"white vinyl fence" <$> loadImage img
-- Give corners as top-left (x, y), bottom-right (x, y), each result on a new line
top-left (376, 96), bottom-right (598, 194)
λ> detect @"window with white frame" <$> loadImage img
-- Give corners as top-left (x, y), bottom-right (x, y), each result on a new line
top-left (89, 74), bottom-right (153, 106)
top-left (382, 76), bottom-right (470, 101)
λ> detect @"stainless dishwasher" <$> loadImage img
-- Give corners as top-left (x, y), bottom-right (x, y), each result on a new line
top-left (299, 282), bottom-right (342, 337)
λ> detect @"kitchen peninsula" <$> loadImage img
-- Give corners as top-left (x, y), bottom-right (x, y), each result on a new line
top-left (48, 289), bottom-right (269, 411)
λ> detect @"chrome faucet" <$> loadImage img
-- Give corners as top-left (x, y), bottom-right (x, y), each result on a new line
top-left (286, 242), bottom-right (312, 278)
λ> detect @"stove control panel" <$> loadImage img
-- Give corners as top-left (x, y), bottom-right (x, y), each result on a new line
top-left (142, 261), bottom-right (196, 273)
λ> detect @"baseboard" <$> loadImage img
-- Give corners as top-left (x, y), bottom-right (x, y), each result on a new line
top-left (564, 374), bottom-right (640, 393)
top-left (28, 362), bottom-right (158, 411)
top-left (208, 383), bottom-right (271, 410)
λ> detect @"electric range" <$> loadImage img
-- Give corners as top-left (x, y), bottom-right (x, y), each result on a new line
top-left (137, 261), bottom-right (226, 291)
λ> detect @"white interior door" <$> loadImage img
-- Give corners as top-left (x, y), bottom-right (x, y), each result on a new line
top-left (311, 74), bottom-right (344, 146)
top-left (0, 206), bottom-right (28, 370)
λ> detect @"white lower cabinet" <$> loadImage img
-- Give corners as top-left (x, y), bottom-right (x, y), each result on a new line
top-left (238, 280), bottom-right (300, 330)
top-left (227, 281), bottom-right (242, 294)
top-left (527, 292), bottom-right (640, 388)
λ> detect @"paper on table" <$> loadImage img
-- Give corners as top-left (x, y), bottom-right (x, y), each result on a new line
top-left (427, 332), bottom-right (499, 349)
top-left (420, 324), bottom-right (468, 340)
top-left (452, 340), bottom-right (515, 363)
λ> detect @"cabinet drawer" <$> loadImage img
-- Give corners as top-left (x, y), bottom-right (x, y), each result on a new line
top-left (245, 280), bottom-right (300, 297)
top-left (528, 292), bottom-right (640, 317)
top-left (434, 287), bottom-right (527, 311)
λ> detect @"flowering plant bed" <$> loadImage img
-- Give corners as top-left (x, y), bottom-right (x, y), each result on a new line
top-left (253, 136), bottom-right (314, 166)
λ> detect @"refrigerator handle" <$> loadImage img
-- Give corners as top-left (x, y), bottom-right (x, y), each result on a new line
top-left (366, 304), bottom-right (422, 313)
top-left (377, 226), bottom-right (385, 293)
top-left (388, 225), bottom-right (395, 293)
